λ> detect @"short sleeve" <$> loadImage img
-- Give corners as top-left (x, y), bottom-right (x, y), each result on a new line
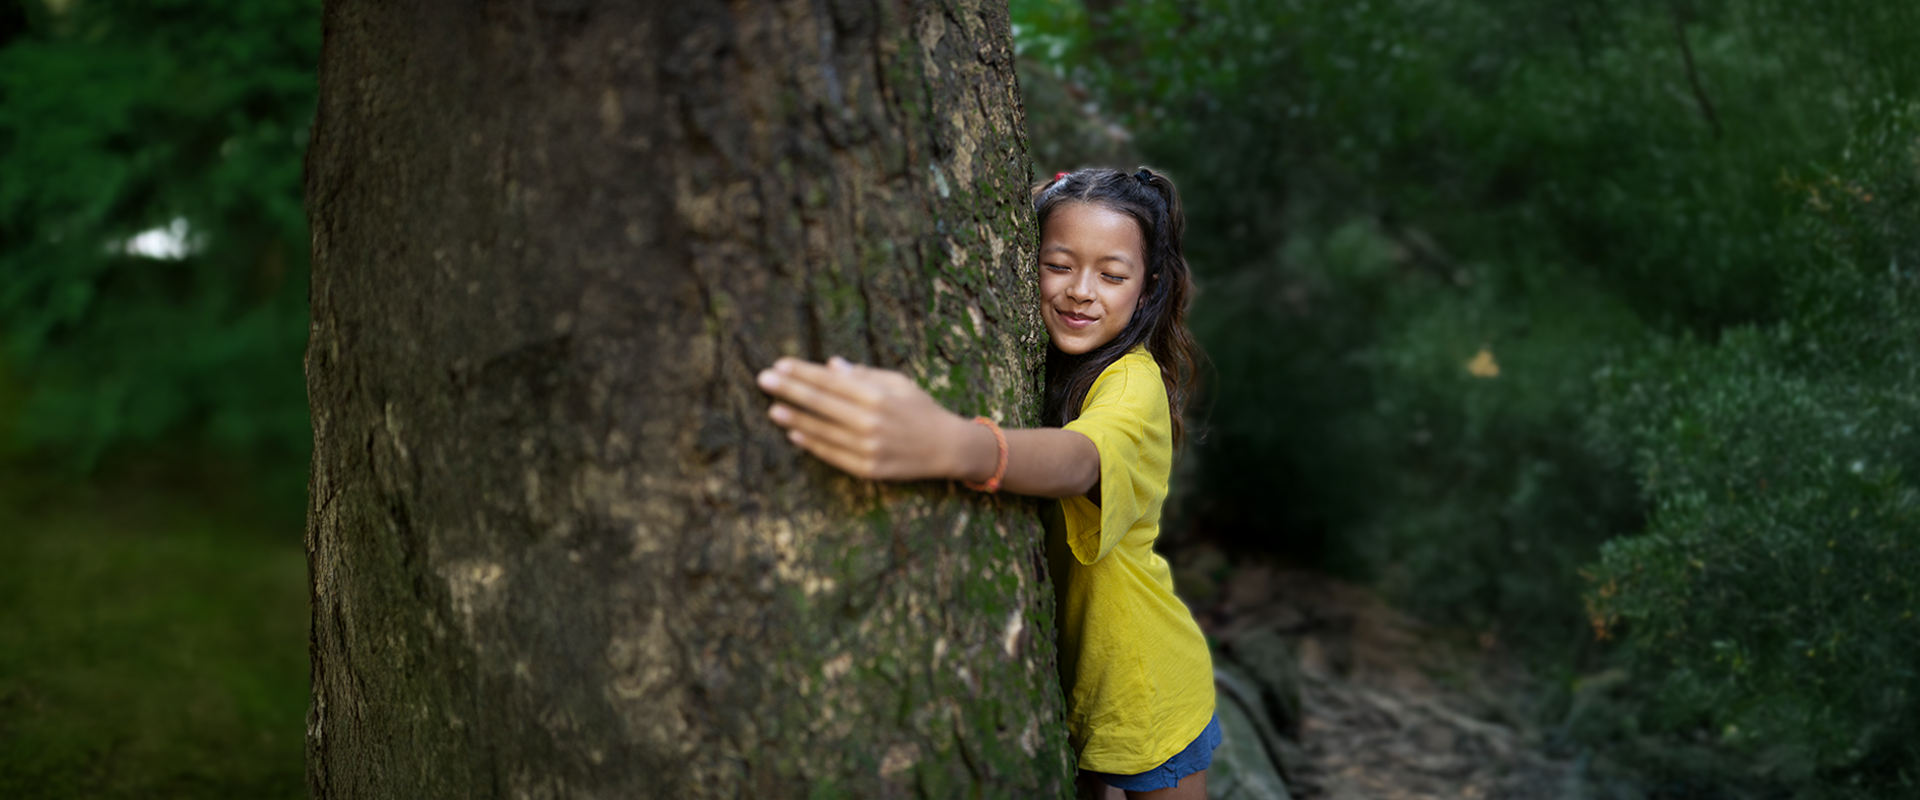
top-left (1059, 353), bottom-right (1172, 565)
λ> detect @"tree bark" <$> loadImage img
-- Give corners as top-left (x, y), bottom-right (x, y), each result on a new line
top-left (302, 1), bottom-right (1067, 797)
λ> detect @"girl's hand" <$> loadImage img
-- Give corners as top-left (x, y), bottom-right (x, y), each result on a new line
top-left (756, 357), bottom-right (984, 482)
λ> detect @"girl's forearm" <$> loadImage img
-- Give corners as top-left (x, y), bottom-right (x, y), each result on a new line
top-left (952, 420), bottom-right (1099, 499)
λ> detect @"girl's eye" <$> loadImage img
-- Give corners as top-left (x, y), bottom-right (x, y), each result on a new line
top-left (1102, 273), bottom-right (1127, 284)
top-left (1044, 263), bottom-right (1071, 272)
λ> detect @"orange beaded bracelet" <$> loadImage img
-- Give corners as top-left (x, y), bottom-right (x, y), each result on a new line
top-left (962, 416), bottom-right (1008, 493)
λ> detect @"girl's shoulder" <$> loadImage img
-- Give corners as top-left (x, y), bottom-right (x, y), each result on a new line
top-left (1083, 347), bottom-right (1168, 416)
top-left (1118, 345), bottom-right (1159, 370)
top-left (1105, 345), bottom-right (1161, 383)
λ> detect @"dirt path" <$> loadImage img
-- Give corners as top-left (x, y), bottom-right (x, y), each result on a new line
top-left (1179, 549), bottom-right (1583, 800)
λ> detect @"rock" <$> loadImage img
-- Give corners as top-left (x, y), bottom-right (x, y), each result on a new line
top-left (1211, 664), bottom-right (1296, 800)
top-left (1225, 629), bottom-right (1305, 738)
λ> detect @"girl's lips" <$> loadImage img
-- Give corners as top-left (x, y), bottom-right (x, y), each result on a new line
top-left (1055, 309), bottom-right (1097, 329)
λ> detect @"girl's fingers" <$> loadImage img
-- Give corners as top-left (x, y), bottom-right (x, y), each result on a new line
top-left (771, 402), bottom-right (869, 454)
top-left (759, 357), bottom-right (923, 482)
top-left (759, 368), bottom-right (872, 428)
top-left (787, 427), bottom-right (876, 479)
top-left (827, 356), bottom-right (877, 381)
top-left (772, 358), bottom-right (886, 407)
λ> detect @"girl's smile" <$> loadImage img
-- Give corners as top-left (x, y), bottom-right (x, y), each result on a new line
top-left (1057, 309), bottom-right (1098, 329)
top-left (1039, 203), bottom-right (1149, 354)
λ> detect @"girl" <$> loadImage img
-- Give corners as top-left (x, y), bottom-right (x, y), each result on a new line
top-left (756, 167), bottom-right (1215, 799)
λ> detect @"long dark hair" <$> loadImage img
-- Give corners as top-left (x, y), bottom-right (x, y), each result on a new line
top-left (1035, 166), bottom-right (1202, 448)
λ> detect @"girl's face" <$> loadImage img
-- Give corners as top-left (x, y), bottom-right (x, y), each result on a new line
top-left (1038, 203), bottom-right (1149, 355)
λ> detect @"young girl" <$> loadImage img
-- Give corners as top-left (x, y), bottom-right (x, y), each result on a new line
top-left (756, 167), bottom-right (1216, 799)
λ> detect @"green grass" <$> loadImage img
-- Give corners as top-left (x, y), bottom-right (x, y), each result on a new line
top-left (0, 462), bottom-right (307, 799)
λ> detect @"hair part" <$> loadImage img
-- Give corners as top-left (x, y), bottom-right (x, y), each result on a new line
top-left (1034, 166), bottom-right (1203, 448)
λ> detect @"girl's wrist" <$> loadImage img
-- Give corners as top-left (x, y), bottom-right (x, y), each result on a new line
top-left (949, 414), bottom-right (1000, 484)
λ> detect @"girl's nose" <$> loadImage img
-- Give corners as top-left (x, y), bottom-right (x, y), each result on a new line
top-left (1065, 270), bottom-right (1096, 301)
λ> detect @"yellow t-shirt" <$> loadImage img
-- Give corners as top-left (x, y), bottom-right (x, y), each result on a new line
top-left (1047, 347), bottom-right (1216, 774)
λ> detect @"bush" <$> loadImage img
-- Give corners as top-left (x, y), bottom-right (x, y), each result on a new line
top-left (0, 0), bottom-right (318, 468)
top-left (1586, 100), bottom-right (1920, 786)
top-left (1015, 0), bottom-right (1868, 642)
top-left (1017, 0), bottom-right (1920, 792)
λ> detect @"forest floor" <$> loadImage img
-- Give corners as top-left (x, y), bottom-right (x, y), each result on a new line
top-left (0, 461), bottom-right (308, 800)
top-left (4, 455), bottom-right (1606, 800)
top-left (1175, 545), bottom-right (1590, 800)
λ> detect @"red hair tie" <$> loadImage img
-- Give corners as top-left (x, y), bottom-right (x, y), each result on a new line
top-left (1053, 171), bottom-right (1069, 182)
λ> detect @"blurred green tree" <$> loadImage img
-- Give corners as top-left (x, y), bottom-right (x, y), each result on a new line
top-left (1017, 0), bottom-right (1920, 791)
top-left (0, 0), bottom-right (319, 469)
top-left (1586, 100), bottom-right (1920, 788)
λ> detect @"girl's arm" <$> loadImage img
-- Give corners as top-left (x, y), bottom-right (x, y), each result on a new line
top-left (756, 357), bottom-right (1100, 499)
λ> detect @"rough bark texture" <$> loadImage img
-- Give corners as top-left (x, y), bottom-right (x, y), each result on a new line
top-left (302, 0), bottom-right (1066, 797)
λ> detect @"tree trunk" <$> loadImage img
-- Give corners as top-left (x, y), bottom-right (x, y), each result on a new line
top-left (302, 1), bottom-right (1067, 797)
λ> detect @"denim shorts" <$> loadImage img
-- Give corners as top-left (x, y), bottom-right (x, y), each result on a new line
top-left (1087, 712), bottom-right (1223, 792)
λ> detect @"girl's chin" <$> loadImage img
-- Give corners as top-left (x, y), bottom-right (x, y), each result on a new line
top-left (1047, 331), bottom-right (1109, 355)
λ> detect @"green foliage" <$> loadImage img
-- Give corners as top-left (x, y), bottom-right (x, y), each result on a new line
top-left (1586, 100), bottom-right (1920, 784)
top-left (1017, 0), bottom-right (1920, 790)
top-left (0, 0), bottom-right (319, 467)
top-left (1017, 0), bottom-right (1860, 640)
